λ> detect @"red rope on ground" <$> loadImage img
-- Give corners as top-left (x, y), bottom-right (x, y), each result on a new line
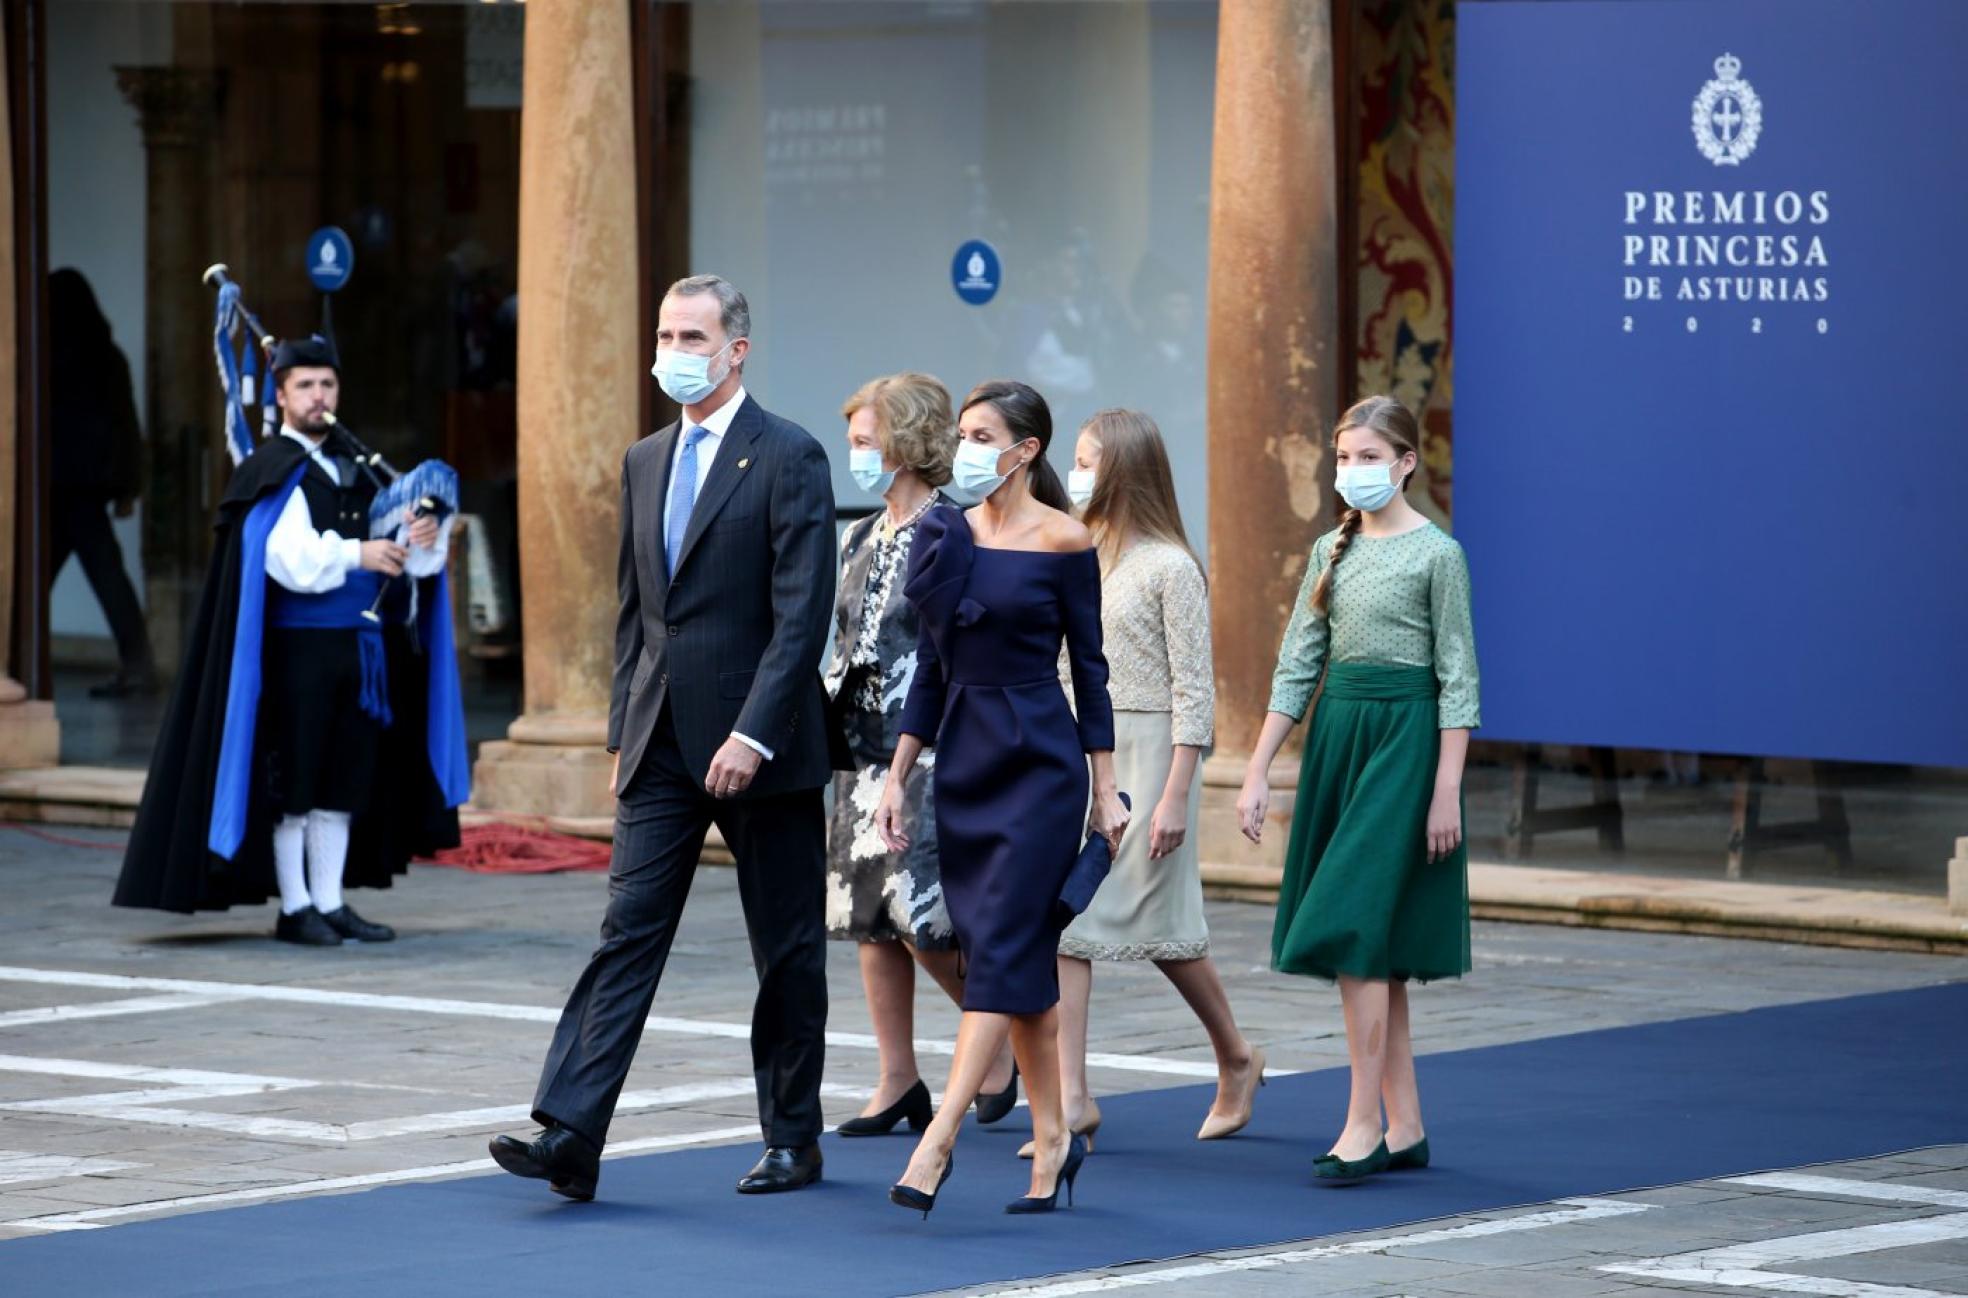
top-left (418, 821), bottom-right (612, 874)
top-left (2, 823), bottom-right (126, 851)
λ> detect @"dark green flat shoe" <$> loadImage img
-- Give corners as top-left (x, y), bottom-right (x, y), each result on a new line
top-left (1313, 1139), bottom-right (1389, 1185)
top-left (1387, 1136), bottom-right (1430, 1170)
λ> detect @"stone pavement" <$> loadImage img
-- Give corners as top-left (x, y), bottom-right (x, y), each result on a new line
top-left (0, 823), bottom-right (1963, 1296)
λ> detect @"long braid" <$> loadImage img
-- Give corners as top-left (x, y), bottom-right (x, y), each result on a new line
top-left (1309, 506), bottom-right (1364, 615)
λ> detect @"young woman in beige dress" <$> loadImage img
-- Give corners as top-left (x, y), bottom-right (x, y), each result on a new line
top-left (1021, 409), bottom-right (1263, 1159)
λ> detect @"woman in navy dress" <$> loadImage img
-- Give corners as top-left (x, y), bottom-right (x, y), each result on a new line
top-left (874, 380), bottom-right (1128, 1216)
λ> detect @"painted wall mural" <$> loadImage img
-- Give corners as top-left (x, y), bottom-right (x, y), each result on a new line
top-left (1356, 0), bottom-right (1455, 521)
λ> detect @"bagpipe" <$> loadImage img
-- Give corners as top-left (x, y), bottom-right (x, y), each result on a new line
top-left (324, 412), bottom-right (458, 624)
top-left (203, 263), bottom-right (461, 625)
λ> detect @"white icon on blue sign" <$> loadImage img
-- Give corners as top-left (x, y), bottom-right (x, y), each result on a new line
top-left (306, 226), bottom-right (356, 293)
top-left (952, 240), bottom-right (1001, 306)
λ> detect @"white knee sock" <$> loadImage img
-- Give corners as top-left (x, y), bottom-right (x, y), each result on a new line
top-left (274, 815), bottom-right (311, 915)
top-left (304, 810), bottom-right (352, 915)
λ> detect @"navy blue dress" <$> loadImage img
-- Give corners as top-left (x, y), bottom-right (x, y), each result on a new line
top-left (898, 506), bottom-right (1115, 1013)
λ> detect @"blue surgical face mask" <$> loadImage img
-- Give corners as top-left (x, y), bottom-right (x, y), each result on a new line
top-left (950, 437), bottom-right (1028, 503)
top-left (849, 447), bottom-right (895, 496)
top-left (651, 337), bottom-right (738, 405)
top-left (1335, 462), bottom-right (1400, 512)
top-left (1067, 469), bottom-right (1096, 508)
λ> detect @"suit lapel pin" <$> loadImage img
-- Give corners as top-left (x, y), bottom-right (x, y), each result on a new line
top-left (738, 458), bottom-right (751, 470)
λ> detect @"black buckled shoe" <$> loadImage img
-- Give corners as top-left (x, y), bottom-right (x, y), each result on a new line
top-left (735, 1144), bottom-right (822, 1194)
top-left (274, 906), bottom-right (343, 946)
top-left (320, 905), bottom-right (396, 943)
top-left (489, 1125), bottom-right (601, 1201)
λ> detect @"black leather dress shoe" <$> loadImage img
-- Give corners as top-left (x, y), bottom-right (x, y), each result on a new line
top-left (489, 1125), bottom-right (600, 1201)
top-left (320, 905), bottom-right (396, 943)
top-left (735, 1144), bottom-right (822, 1194)
top-left (274, 907), bottom-right (343, 947)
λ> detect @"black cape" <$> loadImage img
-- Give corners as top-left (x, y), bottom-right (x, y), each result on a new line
top-left (113, 436), bottom-right (460, 914)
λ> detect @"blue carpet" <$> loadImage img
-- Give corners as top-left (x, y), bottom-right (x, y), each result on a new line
top-left (9, 983), bottom-right (1966, 1297)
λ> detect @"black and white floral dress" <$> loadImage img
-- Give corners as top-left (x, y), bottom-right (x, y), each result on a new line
top-left (823, 500), bottom-right (956, 949)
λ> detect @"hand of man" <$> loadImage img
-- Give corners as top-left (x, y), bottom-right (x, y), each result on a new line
top-left (359, 539), bottom-right (407, 576)
top-left (705, 736), bottom-right (762, 799)
top-left (610, 750), bottom-right (621, 798)
top-left (407, 515), bottom-right (441, 549)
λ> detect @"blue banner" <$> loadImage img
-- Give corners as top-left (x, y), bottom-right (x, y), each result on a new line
top-left (1455, 0), bottom-right (1968, 767)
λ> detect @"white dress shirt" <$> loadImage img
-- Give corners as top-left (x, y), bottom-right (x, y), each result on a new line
top-left (265, 427), bottom-right (444, 594)
top-left (658, 387), bottom-right (773, 763)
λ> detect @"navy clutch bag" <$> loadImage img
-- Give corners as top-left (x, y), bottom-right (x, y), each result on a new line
top-left (1054, 792), bottom-right (1131, 929)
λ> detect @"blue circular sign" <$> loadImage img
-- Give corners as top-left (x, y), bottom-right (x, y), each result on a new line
top-left (306, 226), bottom-right (355, 293)
top-left (951, 239), bottom-right (1001, 306)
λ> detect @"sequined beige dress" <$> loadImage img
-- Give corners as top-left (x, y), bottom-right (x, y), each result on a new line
top-left (1059, 540), bottom-right (1215, 962)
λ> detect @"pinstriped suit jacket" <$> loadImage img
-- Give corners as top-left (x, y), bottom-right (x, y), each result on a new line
top-left (607, 394), bottom-right (838, 797)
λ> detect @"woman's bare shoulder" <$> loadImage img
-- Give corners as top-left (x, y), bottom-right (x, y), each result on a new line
top-left (1035, 507), bottom-right (1093, 554)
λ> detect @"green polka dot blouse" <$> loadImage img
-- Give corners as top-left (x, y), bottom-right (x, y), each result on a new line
top-left (1267, 522), bottom-right (1482, 730)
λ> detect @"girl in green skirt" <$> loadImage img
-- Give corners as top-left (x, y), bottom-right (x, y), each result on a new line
top-left (1235, 395), bottom-right (1480, 1184)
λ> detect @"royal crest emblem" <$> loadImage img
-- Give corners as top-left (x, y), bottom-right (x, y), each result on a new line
top-left (1692, 53), bottom-right (1761, 166)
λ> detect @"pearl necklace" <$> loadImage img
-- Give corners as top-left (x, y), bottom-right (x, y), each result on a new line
top-left (879, 493), bottom-right (935, 541)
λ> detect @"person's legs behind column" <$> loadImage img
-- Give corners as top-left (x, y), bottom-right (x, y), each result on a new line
top-left (67, 494), bottom-right (154, 694)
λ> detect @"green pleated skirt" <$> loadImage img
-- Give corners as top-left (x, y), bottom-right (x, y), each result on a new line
top-left (1271, 662), bottom-right (1471, 983)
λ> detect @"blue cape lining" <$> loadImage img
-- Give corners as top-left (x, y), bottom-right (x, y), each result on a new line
top-left (207, 466), bottom-right (471, 861)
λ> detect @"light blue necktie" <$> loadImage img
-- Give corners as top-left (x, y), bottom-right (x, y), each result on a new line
top-left (666, 426), bottom-right (709, 577)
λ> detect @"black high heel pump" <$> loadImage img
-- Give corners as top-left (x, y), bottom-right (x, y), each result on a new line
top-left (839, 1079), bottom-right (933, 1137)
top-left (975, 1064), bottom-right (1019, 1125)
top-left (1005, 1134), bottom-right (1087, 1214)
top-left (888, 1153), bottom-right (954, 1220)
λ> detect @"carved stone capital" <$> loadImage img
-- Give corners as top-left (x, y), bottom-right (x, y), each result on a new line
top-left (115, 66), bottom-right (226, 148)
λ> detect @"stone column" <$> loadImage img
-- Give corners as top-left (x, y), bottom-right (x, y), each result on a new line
top-left (0, 15), bottom-right (59, 766)
top-left (117, 66), bottom-right (224, 681)
top-left (1, 12), bottom-right (19, 700)
top-left (1196, 0), bottom-right (1341, 891)
top-left (471, 0), bottom-right (641, 821)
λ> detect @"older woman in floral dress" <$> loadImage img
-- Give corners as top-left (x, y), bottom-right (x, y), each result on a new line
top-left (826, 373), bottom-right (1016, 1137)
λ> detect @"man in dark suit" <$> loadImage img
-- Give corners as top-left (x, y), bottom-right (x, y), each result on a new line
top-left (490, 275), bottom-right (837, 1200)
